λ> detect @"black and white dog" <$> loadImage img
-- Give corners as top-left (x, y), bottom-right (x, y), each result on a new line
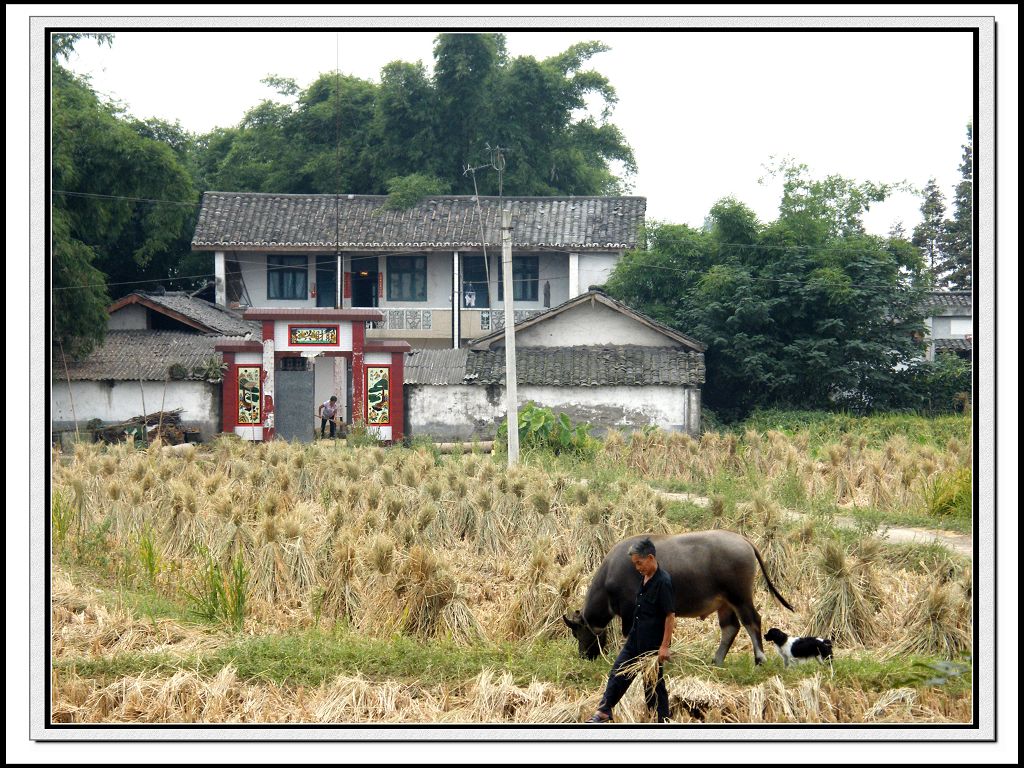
top-left (763, 628), bottom-right (833, 668)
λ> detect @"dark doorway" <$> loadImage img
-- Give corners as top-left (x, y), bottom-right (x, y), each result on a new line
top-left (276, 368), bottom-right (315, 442)
top-left (351, 256), bottom-right (379, 307)
top-left (316, 255), bottom-right (338, 308)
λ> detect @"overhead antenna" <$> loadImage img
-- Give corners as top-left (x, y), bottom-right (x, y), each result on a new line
top-left (463, 145), bottom-right (509, 301)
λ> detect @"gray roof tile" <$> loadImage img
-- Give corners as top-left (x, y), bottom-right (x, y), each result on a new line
top-left (924, 291), bottom-right (972, 315)
top-left (58, 331), bottom-right (237, 382)
top-left (192, 193), bottom-right (645, 251)
top-left (405, 346), bottom-right (705, 387)
top-left (934, 338), bottom-right (973, 351)
top-left (122, 292), bottom-right (260, 336)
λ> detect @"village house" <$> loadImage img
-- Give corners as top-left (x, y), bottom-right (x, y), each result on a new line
top-left (53, 192), bottom-right (708, 444)
top-left (922, 290), bottom-right (973, 362)
top-left (189, 192), bottom-right (646, 349)
top-left (405, 290), bottom-right (706, 440)
top-left (51, 291), bottom-right (258, 441)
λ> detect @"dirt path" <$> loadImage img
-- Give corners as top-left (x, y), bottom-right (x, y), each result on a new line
top-left (653, 490), bottom-right (972, 559)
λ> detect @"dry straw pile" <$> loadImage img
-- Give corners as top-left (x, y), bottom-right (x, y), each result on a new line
top-left (49, 426), bottom-right (972, 724)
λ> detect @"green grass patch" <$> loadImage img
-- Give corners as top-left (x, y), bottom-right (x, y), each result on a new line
top-left (55, 629), bottom-right (972, 701)
top-left (62, 562), bottom-right (207, 626)
top-left (772, 470), bottom-right (809, 510)
top-left (54, 651), bottom-right (196, 683)
top-left (840, 504), bottom-right (972, 536)
top-left (688, 651), bottom-right (972, 694)
top-left (738, 409), bottom-right (972, 453)
top-left (206, 628), bottom-right (609, 690)
top-left (664, 501), bottom-right (718, 530)
top-left (924, 467), bottom-right (973, 521)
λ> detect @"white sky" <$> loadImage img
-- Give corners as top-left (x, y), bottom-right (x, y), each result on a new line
top-left (63, 28), bottom-right (974, 236)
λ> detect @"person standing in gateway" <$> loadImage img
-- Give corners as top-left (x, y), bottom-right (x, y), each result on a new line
top-left (318, 395), bottom-right (340, 439)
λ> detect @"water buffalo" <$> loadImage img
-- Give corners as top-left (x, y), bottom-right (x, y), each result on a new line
top-left (563, 531), bottom-right (793, 665)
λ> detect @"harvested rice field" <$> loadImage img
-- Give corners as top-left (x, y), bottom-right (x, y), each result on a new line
top-left (49, 414), bottom-right (974, 725)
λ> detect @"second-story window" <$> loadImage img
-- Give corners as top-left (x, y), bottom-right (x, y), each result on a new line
top-left (267, 255), bottom-right (308, 300)
top-left (387, 255), bottom-right (427, 302)
top-left (498, 255), bottom-right (539, 302)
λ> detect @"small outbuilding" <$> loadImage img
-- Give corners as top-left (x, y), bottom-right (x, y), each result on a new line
top-left (404, 291), bottom-right (706, 440)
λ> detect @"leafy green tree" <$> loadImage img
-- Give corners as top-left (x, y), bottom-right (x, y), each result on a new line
top-left (432, 33), bottom-right (504, 188)
top-left (764, 159), bottom-right (898, 239)
top-left (199, 33), bottom-right (634, 197)
top-left (606, 173), bottom-right (929, 419)
top-left (938, 122), bottom-right (973, 290)
top-left (904, 352), bottom-right (972, 414)
top-left (370, 61), bottom-right (441, 182)
top-left (911, 177), bottom-right (946, 282)
top-left (52, 38), bottom-right (196, 355)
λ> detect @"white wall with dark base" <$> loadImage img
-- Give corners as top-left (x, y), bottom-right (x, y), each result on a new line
top-left (51, 380), bottom-right (221, 440)
top-left (407, 384), bottom-right (698, 441)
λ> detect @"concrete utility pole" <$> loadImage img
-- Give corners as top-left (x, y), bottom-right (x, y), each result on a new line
top-left (501, 209), bottom-right (519, 466)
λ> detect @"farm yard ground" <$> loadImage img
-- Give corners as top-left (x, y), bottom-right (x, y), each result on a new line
top-left (49, 412), bottom-right (974, 725)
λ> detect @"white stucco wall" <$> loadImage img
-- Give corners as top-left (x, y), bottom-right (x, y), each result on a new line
top-left (51, 380), bottom-right (220, 439)
top-left (407, 383), bottom-right (697, 441)
top-left (377, 253), bottom-right (453, 309)
top-left (229, 250), bottom-right (620, 315)
top-left (314, 357), bottom-right (337, 416)
top-left (232, 251), bottom-right (324, 308)
top-left (513, 301), bottom-right (673, 348)
top-left (577, 252), bottom-right (620, 292)
top-left (473, 252), bottom-right (571, 311)
top-left (932, 316), bottom-right (973, 338)
top-left (107, 304), bottom-right (149, 330)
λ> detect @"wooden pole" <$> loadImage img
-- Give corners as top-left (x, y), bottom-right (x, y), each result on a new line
top-left (138, 361), bottom-right (149, 446)
top-left (58, 341), bottom-right (80, 442)
top-left (157, 375), bottom-right (168, 443)
top-left (501, 209), bottom-right (519, 466)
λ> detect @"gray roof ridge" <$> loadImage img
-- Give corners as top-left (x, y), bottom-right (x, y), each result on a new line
top-left (202, 191), bottom-right (647, 201)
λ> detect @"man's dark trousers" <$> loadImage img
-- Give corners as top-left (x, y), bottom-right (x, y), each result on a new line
top-left (597, 637), bottom-right (669, 721)
top-left (320, 418), bottom-right (336, 438)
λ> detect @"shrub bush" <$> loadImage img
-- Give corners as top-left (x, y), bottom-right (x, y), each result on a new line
top-left (497, 402), bottom-right (596, 458)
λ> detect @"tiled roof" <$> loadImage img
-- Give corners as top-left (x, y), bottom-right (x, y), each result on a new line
top-left (924, 291), bottom-right (973, 315)
top-left (405, 346), bottom-right (704, 387)
top-left (192, 192), bottom-right (645, 251)
top-left (469, 290), bottom-right (706, 352)
top-left (404, 348), bottom-right (470, 385)
top-left (934, 338), bottom-right (973, 351)
top-left (110, 292), bottom-right (260, 336)
top-left (57, 331), bottom-right (237, 382)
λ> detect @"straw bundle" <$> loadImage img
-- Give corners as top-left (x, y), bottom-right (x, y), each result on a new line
top-left (807, 540), bottom-right (877, 646)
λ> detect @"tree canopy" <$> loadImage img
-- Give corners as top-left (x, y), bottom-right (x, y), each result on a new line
top-left (51, 37), bottom-right (197, 356)
top-left (605, 168), bottom-right (931, 419)
top-left (938, 123), bottom-right (973, 290)
top-left (200, 32), bottom-right (636, 197)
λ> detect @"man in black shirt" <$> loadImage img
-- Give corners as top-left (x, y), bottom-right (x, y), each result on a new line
top-left (586, 538), bottom-right (676, 723)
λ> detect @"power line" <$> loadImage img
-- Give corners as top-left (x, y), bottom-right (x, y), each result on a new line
top-left (52, 272), bottom-right (216, 291)
top-left (52, 190), bottom-right (201, 207)
top-left (51, 248), bottom-right (926, 294)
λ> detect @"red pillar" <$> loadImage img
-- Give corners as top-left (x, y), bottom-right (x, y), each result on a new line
top-left (220, 352), bottom-right (235, 434)
top-left (391, 351), bottom-right (404, 443)
top-left (352, 321), bottom-right (365, 424)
